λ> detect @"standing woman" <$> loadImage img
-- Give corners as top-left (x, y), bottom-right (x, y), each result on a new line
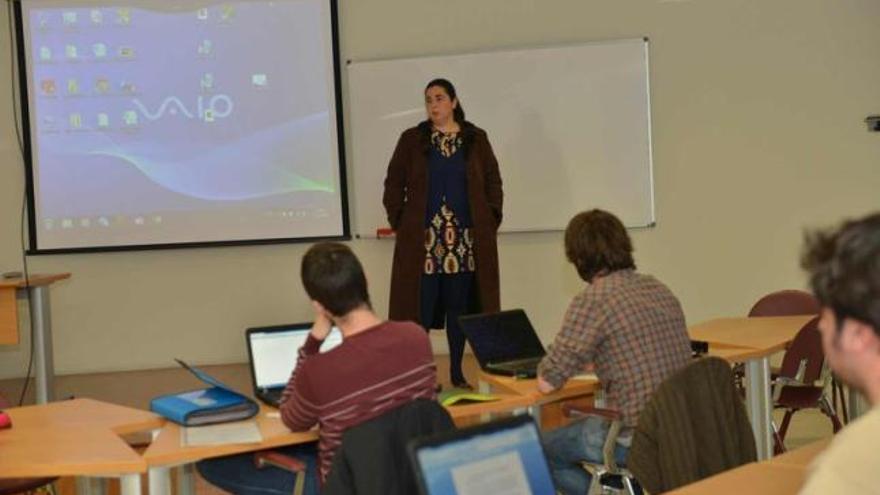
top-left (383, 79), bottom-right (503, 388)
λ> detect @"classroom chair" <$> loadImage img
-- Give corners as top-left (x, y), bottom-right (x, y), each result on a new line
top-left (255, 399), bottom-right (455, 495)
top-left (772, 316), bottom-right (844, 452)
top-left (627, 357), bottom-right (756, 493)
top-left (747, 290), bottom-right (848, 427)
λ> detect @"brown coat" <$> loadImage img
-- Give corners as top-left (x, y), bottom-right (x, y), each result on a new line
top-left (382, 122), bottom-right (503, 324)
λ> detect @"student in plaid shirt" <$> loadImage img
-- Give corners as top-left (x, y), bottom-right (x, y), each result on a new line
top-left (537, 210), bottom-right (691, 495)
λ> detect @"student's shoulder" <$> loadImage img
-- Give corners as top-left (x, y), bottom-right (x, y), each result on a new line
top-left (382, 319), bottom-right (429, 336)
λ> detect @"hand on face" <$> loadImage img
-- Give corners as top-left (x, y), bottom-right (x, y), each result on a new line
top-left (310, 300), bottom-right (333, 340)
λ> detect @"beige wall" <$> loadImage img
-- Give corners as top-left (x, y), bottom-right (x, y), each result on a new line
top-left (1, 0), bottom-right (878, 378)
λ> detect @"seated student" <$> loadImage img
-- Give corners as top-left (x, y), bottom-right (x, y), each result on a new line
top-left (535, 209), bottom-right (691, 495)
top-left (198, 242), bottom-right (437, 495)
top-left (799, 213), bottom-right (880, 494)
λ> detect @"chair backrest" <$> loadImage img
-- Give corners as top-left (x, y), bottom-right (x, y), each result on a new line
top-left (778, 316), bottom-right (824, 383)
top-left (323, 399), bottom-right (455, 495)
top-left (748, 290), bottom-right (820, 317)
top-left (628, 357), bottom-right (757, 494)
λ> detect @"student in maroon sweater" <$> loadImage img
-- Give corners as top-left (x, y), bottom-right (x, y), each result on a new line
top-left (198, 243), bottom-right (437, 495)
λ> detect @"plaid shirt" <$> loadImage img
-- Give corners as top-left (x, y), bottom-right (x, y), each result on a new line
top-left (538, 270), bottom-right (691, 427)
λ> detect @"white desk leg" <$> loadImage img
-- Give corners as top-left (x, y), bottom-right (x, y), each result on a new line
top-left (29, 285), bottom-right (55, 404)
top-left (75, 477), bottom-right (94, 495)
top-left (119, 474), bottom-right (141, 495)
top-left (148, 467), bottom-right (171, 495)
top-left (176, 463), bottom-right (196, 495)
top-left (744, 357), bottom-right (772, 460)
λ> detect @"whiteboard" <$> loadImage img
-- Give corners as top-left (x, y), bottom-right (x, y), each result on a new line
top-left (347, 38), bottom-right (654, 237)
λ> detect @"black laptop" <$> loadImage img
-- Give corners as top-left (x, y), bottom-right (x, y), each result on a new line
top-left (458, 309), bottom-right (546, 378)
top-left (245, 323), bottom-right (343, 407)
top-left (408, 414), bottom-right (556, 495)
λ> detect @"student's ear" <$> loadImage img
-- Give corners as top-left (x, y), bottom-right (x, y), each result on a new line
top-left (842, 319), bottom-right (876, 353)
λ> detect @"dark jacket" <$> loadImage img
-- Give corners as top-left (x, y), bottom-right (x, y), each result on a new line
top-left (627, 357), bottom-right (757, 493)
top-left (322, 399), bottom-right (455, 495)
top-left (383, 121), bottom-right (503, 325)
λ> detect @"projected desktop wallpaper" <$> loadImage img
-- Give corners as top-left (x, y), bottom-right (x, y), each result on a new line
top-left (23, 1), bottom-right (345, 250)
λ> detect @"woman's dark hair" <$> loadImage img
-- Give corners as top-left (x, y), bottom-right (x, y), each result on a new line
top-left (425, 78), bottom-right (466, 124)
top-left (301, 242), bottom-right (371, 317)
top-left (564, 209), bottom-right (636, 282)
top-left (801, 212), bottom-right (880, 334)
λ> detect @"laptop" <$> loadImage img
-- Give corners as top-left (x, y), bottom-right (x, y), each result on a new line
top-left (458, 309), bottom-right (546, 378)
top-left (408, 414), bottom-right (557, 495)
top-left (245, 323), bottom-right (343, 407)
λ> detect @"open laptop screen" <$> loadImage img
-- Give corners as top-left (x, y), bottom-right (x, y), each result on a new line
top-left (248, 325), bottom-right (343, 389)
top-left (410, 415), bottom-right (556, 495)
top-left (459, 309), bottom-right (546, 367)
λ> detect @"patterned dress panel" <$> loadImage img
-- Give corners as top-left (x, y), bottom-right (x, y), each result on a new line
top-left (424, 129), bottom-right (476, 275)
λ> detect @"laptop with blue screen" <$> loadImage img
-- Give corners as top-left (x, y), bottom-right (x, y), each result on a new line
top-left (245, 323), bottom-right (343, 407)
top-left (408, 414), bottom-right (557, 495)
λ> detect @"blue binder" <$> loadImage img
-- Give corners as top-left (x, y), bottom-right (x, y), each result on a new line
top-left (150, 359), bottom-right (260, 426)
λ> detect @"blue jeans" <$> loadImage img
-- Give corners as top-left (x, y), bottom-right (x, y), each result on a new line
top-left (542, 415), bottom-right (630, 495)
top-left (196, 443), bottom-right (319, 495)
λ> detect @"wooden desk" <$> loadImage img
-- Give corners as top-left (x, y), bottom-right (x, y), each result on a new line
top-left (768, 438), bottom-right (830, 468)
top-left (665, 462), bottom-right (807, 494)
top-left (689, 316), bottom-right (813, 460)
top-left (690, 316), bottom-right (813, 353)
top-left (0, 273), bottom-right (71, 403)
top-left (7, 397), bottom-right (163, 435)
top-left (144, 394), bottom-right (545, 495)
top-left (476, 372), bottom-right (600, 424)
top-left (144, 406), bottom-right (317, 495)
top-left (0, 398), bottom-right (162, 495)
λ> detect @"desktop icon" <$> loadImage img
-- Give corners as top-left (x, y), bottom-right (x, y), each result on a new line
top-left (80, 218), bottom-right (91, 228)
top-left (90, 9), bottom-right (103, 24)
top-left (65, 44), bottom-right (78, 59)
top-left (116, 8), bottom-right (131, 25)
top-left (38, 15), bottom-right (48, 30)
top-left (97, 113), bottom-right (110, 128)
top-left (62, 11), bottom-right (77, 26)
top-left (40, 79), bottom-right (57, 96)
top-left (118, 46), bottom-right (135, 58)
top-left (203, 108), bottom-right (215, 122)
top-left (197, 8), bottom-right (209, 20)
top-left (39, 46), bottom-right (51, 61)
top-left (198, 39), bottom-right (212, 56)
top-left (68, 113), bottom-right (82, 129)
top-left (62, 218), bottom-right (73, 229)
top-left (134, 216), bottom-right (145, 225)
top-left (123, 110), bottom-right (138, 126)
top-left (220, 5), bottom-right (235, 22)
top-left (251, 73), bottom-right (268, 87)
top-left (200, 73), bottom-right (214, 92)
top-left (67, 79), bottom-right (79, 95)
top-left (98, 217), bottom-right (110, 227)
top-left (95, 78), bottom-right (110, 94)
top-left (43, 219), bottom-right (54, 230)
top-left (92, 43), bottom-right (107, 58)
top-left (120, 81), bottom-right (136, 94)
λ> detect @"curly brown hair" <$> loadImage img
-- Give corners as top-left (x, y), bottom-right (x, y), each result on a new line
top-left (801, 212), bottom-right (880, 334)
